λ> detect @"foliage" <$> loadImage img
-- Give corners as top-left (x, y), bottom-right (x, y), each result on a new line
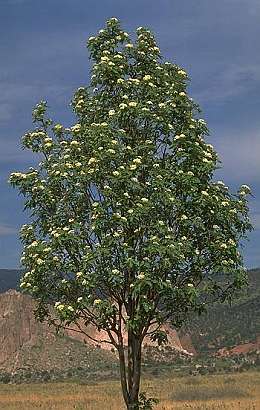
top-left (8, 17), bottom-right (252, 408)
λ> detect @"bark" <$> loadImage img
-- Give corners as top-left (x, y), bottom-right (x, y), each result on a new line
top-left (118, 345), bottom-right (130, 406)
top-left (127, 330), bottom-right (142, 409)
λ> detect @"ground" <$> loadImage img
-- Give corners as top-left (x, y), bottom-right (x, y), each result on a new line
top-left (0, 370), bottom-right (259, 409)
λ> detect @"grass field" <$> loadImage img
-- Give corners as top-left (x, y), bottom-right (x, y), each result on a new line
top-left (0, 371), bottom-right (259, 409)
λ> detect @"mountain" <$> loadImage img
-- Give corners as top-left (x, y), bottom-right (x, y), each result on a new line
top-left (0, 288), bottom-right (193, 380)
top-left (0, 267), bottom-right (259, 378)
top-left (181, 268), bottom-right (260, 356)
top-left (0, 289), bottom-right (116, 376)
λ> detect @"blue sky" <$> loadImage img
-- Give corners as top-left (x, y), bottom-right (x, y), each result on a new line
top-left (0, 0), bottom-right (259, 269)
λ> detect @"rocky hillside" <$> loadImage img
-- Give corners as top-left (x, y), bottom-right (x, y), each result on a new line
top-left (0, 267), bottom-right (259, 374)
top-left (0, 289), bottom-right (116, 374)
top-left (0, 289), bottom-right (194, 375)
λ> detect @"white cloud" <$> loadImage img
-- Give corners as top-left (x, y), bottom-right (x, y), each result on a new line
top-left (0, 224), bottom-right (17, 236)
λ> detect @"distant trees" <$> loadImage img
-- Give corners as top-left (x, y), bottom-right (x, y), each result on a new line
top-left (9, 17), bottom-right (252, 409)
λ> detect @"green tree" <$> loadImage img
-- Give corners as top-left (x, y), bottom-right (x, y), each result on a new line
top-left (9, 18), bottom-right (252, 409)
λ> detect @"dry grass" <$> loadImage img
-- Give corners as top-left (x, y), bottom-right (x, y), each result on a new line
top-left (0, 371), bottom-right (259, 409)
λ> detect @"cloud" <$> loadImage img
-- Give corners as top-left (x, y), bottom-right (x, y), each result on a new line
top-left (0, 103), bottom-right (12, 121)
top-left (213, 127), bottom-right (260, 182)
top-left (0, 82), bottom-right (72, 123)
top-left (252, 213), bottom-right (260, 230)
top-left (0, 224), bottom-right (17, 236)
top-left (193, 63), bottom-right (260, 103)
top-left (4, 0), bottom-right (29, 4)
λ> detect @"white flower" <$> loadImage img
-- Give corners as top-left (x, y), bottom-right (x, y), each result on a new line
top-left (113, 171), bottom-right (120, 176)
top-left (201, 191), bottom-right (209, 196)
top-left (204, 152), bottom-right (213, 159)
top-left (104, 185), bottom-right (111, 190)
top-left (133, 158), bottom-right (142, 164)
top-left (178, 70), bottom-right (186, 76)
top-left (137, 273), bottom-right (145, 280)
top-left (216, 180), bottom-right (225, 186)
top-left (125, 43), bottom-right (134, 48)
top-left (181, 214), bottom-right (188, 221)
top-left (179, 92), bottom-right (186, 96)
top-left (94, 299), bottom-right (102, 305)
top-left (141, 197), bottom-right (149, 203)
top-left (240, 184), bottom-right (251, 194)
top-left (107, 149), bottom-right (116, 154)
top-left (88, 157), bottom-right (97, 165)
top-left (213, 225), bottom-right (219, 229)
top-left (109, 110), bottom-right (115, 116)
top-left (117, 79), bottom-right (124, 84)
top-left (119, 103), bottom-right (128, 110)
top-left (187, 171), bottom-right (194, 176)
top-left (124, 192), bottom-right (130, 198)
top-left (128, 101), bottom-right (137, 107)
top-left (127, 209), bottom-right (134, 214)
top-left (220, 243), bottom-right (228, 249)
top-left (143, 75), bottom-right (152, 81)
top-left (129, 164), bottom-right (137, 170)
top-left (77, 297), bottom-right (83, 302)
top-left (187, 283), bottom-right (194, 288)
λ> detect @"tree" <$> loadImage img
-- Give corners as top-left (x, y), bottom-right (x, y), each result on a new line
top-left (9, 17), bottom-right (252, 409)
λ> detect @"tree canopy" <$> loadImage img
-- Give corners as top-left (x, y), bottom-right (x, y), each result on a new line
top-left (9, 17), bottom-right (252, 409)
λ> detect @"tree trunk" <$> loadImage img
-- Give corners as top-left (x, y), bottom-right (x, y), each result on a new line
top-left (127, 330), bottom-right (142, 409)
top-left (118, 345), bottom-right (130, 407)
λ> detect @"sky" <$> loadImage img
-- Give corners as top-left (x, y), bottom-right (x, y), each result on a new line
top-left (0, 0), bottom-right (259, 269)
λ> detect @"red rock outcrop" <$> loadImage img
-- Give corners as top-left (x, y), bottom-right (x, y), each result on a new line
top-left (0, 289), bottom-right (195, 372)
